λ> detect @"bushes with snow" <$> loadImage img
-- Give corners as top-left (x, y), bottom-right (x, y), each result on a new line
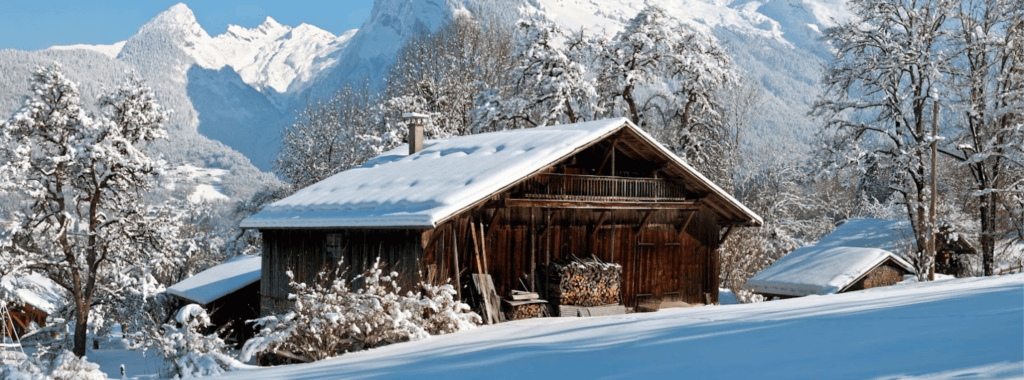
top-left (47, 352), bottom-right (106, 380)
top-left (242, 258), bottom-right (480, 363)
top-left (0, 359), bottom-right (47, 380)
top-left (145, 304), bottom-right (239, 378)
top-left (412, 282), bottom-right (480, 335)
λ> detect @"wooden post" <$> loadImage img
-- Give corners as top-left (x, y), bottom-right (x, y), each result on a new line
top-left (470, 221), bottom-right (483, 274)
top-left (545, 210), bottom-right (551, 265)
top-left (610, 220), bottom-right (616, 262)
top-left (929, 101), bottom-right (939, 281)
top-left (451, 223), bottom-right (461, 300)
top-left (611, 146), bottom-right (616, 177)
top-left (470, 222), bottom-right (492, 325)
top-left (530, 208), bottom-right (537, 292)
top-left (479, 220), bottom-right (489, 273)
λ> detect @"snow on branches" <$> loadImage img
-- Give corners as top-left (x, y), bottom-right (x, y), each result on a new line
top-left (0, 63), bottom-right (169, 356)
top-left (144, 304), bottom-right (239, 378)
top-left (242, 258), bottom-right (480, 363)
top-left (812, 0), bottom-right (1023, 276)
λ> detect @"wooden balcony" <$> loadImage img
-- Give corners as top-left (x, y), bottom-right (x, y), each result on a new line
top-left (510, 173), bottom-right (699, 210)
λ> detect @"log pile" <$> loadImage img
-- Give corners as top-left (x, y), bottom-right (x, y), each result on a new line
top-left (507, 302), bottom-right (546, 320)
top-left (503, 290), bottom-right (547, 320)
top-left (544, 256), bottom-right (622, 307)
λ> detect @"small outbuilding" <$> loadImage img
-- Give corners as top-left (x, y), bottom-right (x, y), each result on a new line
top-left (1, 273), bottom-right (66, 339)
top-left (166, 255), bottom-right (261, 345)
top-left (744, 218), bottom-right (916, 298)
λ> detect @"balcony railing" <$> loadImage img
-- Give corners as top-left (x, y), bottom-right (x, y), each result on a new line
top-left (521, 173), bottom-right (689, 202)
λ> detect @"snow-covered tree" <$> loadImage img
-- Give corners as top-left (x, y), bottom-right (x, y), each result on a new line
top-left (384, 13), bottom-right (514, 138)
top-left (471, 18), bottom-right (599, 131)
top-left (0, 65), bottom-right (168, 357)
top-left (942, 0), bottom-right (1024, 275)
top-left (594, 4), bottom-right (736, 183)
top-left (812, 0), bottom-right (958, 272)
top-left (274, 83), bottom-right (385, 189)
top-left (720, 150), bottom-right (835, 295)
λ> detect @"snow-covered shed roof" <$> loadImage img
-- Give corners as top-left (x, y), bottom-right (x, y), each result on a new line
top-left (166, 255), bottom-right (261, 305)
top-left (1, 273), bottom-right (67, 315)
top-left (241, 118), bottom-right (762, 229)
top-left (744, 218), bottom-right (916, 297)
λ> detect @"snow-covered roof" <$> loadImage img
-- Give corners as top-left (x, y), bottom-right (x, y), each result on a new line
top-left (241, 118), bottom-right (761, 229)
top-left (166, 255), bottom-right (261, 305)
top-left (745, 218), bottom-right (916, 297)
top-left (1, 273), bottom-right (67, 315)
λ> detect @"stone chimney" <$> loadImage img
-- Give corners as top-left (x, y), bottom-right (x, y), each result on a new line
top-left (402, 112), bottom-right (429, 155)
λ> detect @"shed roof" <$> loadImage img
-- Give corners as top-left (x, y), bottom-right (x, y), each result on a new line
top-left (166, 255), bottom-right (261, 305)
top-left (744, 218), bottom-right (916, 297)
top-left (241, 118), bottom-right (761, 229)
top-left (1, 273), bottom-right (67, 315)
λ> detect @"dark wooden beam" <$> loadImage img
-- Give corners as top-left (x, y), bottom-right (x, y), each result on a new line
top-left (421, 227), bottom-right (445, 260)
top-left (719, 224), bottom-right (735, 245)
top-left (530, 208), bottom-right (537, 292)
top-left (597, 139), bottom-right (620, 175)
top-left (635, 211), bottom-right (655, 234)
top-left (540, 209), bottom-right (563, 236)
top-left (591, 211), bottom-right (612, 239)
top-left (676, 210), bottom-right (696, 236)
top-left (485, 208), bottom-right (504, 240)
top-left (451, 222), bottom-right (462, 301)
top-left (506, 198), bottom-right (701, 210)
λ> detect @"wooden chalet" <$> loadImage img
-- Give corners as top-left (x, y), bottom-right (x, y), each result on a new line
top-left (242, 118), bottom-right (762, 315)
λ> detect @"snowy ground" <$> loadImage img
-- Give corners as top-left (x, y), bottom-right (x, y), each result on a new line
top-left (160, 164), bottom-right (231, 203)
top-left (49, 274), bottom-right (1024, 379)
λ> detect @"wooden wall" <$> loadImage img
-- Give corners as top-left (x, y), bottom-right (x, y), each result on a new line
top-left (4, 304), bottom-right (47, 339)
top-left (260, 229), bottom-right (423, 315)
top-left (426, 207), bottom-right (722, 309)
top-left (845, 260), bottom-right (910, 292)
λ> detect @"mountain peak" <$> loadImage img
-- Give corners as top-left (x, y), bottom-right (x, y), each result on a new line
top-left (260, 16), bottom-right (283, 30)
top-left (138, 2), bottom-right (208, 40)
top-left (149, 3), bottom-right (198, 27)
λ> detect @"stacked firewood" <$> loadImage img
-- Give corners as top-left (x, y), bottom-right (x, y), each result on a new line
top-left (507, 303), bottom-right (546, 320)
top-left (544, 256), bottom-right (622, 307)
top-left (504, 290), bottom-right (547, 320)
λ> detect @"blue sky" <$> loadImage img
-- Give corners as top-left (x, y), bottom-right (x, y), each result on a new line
top-left (0, 1), bottom-right (375, 50)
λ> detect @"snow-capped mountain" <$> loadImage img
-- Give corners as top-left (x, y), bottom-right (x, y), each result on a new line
top-left (311, 0), bottom-right (846, 155)
top-left (6, 0), bottom-right (847, 180)
top-left (119, 4), bottom-right (355, 98)
top-left (47, 41), bottom-right (127, 59)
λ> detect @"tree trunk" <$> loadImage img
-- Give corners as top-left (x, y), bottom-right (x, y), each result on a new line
top-left (981, 193), bottom-right (996, 275)
top-left (73, 305), bottom-right (90, 357)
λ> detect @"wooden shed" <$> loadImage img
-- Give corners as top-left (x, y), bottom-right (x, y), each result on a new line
top-left (166, 255), bottom-right (262, 346)
top-left (242, 118), bottom-right (762, 315)
top-left (744, 218), bottom-right (916, 299)
top-left (2, 273), bottom-right (66, 339)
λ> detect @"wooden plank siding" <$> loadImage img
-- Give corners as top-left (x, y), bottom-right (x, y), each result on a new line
top-left (260, 229), bottom-right (423, 314)
top-left (422, 207), bottom-right (721, 310)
